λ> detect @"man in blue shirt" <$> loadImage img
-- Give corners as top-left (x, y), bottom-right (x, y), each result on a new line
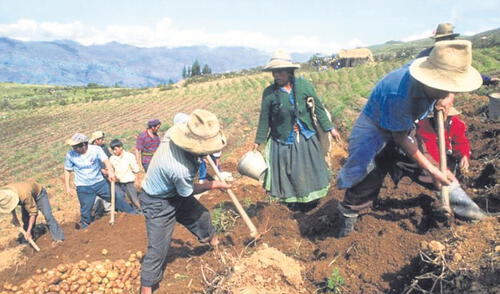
top-left (64, 133), bottom-right (137, 229)
top-left (336, 40), bottom-right (485, 237)
top-left (139, 109), bottom-right (230, 294)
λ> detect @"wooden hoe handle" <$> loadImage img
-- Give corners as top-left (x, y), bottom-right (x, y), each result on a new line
top-left (206, 156), bottom-right (259, 238)
top-left (110, 181), bottom-right (116, 225)
top-left (18, 227), bottom-right (40, 252)
top-left (436, 110), bottom-right (452, 214)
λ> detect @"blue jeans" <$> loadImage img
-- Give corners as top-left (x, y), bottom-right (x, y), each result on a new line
top-left (198, 155), bottom-right (219, 180)
top-left (76, 180), bottom-right (138, 228)
top-left (21, 188), bottom-right (65, 241)
top-left (139, 190), bottom-right (214, 287)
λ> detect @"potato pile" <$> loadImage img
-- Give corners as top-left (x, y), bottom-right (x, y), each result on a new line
top-left (2, 251), bottom-right (143, 294)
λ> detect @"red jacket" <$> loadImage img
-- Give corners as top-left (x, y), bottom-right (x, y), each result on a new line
top-left (417, 116), bottom-right (471, 164)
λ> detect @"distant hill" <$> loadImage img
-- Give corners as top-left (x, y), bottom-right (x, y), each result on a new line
top-left (369, 27), bottom-right (500, 55)
top-left (0, 38), bottom-right (312, 87)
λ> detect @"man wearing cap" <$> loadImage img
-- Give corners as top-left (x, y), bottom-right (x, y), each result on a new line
top-left (89, 130), bottom-right (112, 157)
top-left (89, 130), bottom-right (113, 215)
top-left (64, 133), bottom-right (138, 229)
top-left (0, 181), bottom-right (64, 243)
top-left (109, 138), bottom-right (141, 209)
top-left (136, 119), bottom-right (162, 172)
top-left (416, 23), bottom-right (499, 86)
top-left (139, 109), bottom-right (230, 294)
top-left (336, 40), bottom-right (487, 237)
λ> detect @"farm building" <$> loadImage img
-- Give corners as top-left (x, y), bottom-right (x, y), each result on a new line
top-left (332, 48), bottom-right (374, 69)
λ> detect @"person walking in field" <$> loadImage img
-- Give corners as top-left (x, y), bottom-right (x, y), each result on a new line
top-left (253, 50), bottom-right (341, 211)
top-left (89, 130), bottom-right (112, 157)
top-left (416, 23), bottom-right (499, 86)
top-left (136, 119), bottom-right (162, 172)
top-left (0, 181), bottom-right (64, 244)
top-left (64, 133), bottom-right (138, 229)
top-left (336, 40), bottom-right (488, 238)
top-left (139, 109), bottom-right (230, 294)
top-left (109, 138), bottom-right (141, 209)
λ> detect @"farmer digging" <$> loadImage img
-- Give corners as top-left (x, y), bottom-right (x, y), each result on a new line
top-left (0, 181), bottom-right (65, 245)
top-left (336, 40), bottom-right (488, 237)
top-left (139, 109), bottom-right (230, 294)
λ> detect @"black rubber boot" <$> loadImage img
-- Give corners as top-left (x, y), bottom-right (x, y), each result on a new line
top-left (337, 203), bottom-right (358, 238)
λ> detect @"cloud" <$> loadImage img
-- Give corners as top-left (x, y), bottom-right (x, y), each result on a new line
top-left (400, 30), bottom-right (433, 42)
top-left (0, 18), bottom-right (362, 54)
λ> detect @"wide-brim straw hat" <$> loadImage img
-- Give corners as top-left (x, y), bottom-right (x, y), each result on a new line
top-left (0, 188), bottom-right (19, 214)
top-left (409, 40), bottom-right (482, 92)
top-left (263, 50), bottom-right (300, 72)
top-left (427, 106), bottom-right (461, 117)
top-left (66, 133), bottom-right (89, 146)
top-left (89, 131), bottom-right (105, 143)
top-left (169, 109), bottom-right (227, 155)
top-left (432, 23), bottom-right (459, 39)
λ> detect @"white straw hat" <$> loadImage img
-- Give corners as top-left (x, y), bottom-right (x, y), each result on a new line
top-left (263, 50), bottom-right (300, 72)
top-left (0, 188), bottom-right (19, 214)
top-left (409, 40), bottom-right (482, 92)
top-left (169, 109), bottom-right (227, 155)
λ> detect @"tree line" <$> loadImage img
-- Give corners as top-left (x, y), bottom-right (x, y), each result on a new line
top-left (182, 59), bottom-right (212, 78)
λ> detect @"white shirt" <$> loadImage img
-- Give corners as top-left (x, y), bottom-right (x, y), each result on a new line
top-left (110, 151), bottom-right (140, 183)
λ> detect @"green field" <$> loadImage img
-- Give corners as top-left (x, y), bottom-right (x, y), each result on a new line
top-left (0, 46), bottom-right (498, 189)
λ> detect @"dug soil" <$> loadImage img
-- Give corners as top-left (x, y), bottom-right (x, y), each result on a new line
top-left (0, 94), bottom-right (498, 293)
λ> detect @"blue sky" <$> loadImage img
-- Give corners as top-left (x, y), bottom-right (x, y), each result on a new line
top-left (0, 0), bottom-right (498, 53)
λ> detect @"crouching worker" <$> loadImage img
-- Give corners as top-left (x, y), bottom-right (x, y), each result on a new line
top-left (0, 181), bottom-right (64, 244)
top-left (64, 133), bottom-right (139, 229)
top-left (336, 40), bottom-right (486, 238)
top-left (139, 109), bottom-right (230, 294)
top-left (417, 107), bottom-right (471, 175)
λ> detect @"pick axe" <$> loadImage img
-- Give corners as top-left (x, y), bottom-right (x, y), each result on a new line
top-left (436, 109), bottom-right (452, 215)
top-left (18, 227), bottom-right (40, 252)
top-left (109, 180), bottom-right (116, 225)
top-left (206, 156), bottom-right (259, 239)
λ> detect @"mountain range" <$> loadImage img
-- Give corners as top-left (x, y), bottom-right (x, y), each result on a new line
top-left (0, 38), bottom-right (311, 87)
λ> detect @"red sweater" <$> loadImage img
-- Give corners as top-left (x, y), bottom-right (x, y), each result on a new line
top-left (417, 116), bottom-right (471, 164)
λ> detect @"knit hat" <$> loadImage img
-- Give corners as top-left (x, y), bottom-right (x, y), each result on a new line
top-left (147, 119), bottom-right (161, 128)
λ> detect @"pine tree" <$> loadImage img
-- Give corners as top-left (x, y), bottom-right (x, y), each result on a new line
top-left (191, 60), bottom-right (201, 76)
top-left (182, 66), bottom-right (187, 79)
top-left (187, 66), bottom-right (192, 78)
top-left (202, 64), bottom-right (212, 75)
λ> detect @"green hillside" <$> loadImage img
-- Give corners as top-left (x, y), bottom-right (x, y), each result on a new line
top-left (0, 45), bottom-right (498, 191)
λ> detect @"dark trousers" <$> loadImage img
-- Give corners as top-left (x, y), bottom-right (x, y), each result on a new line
top-left (76, 180), bottom-right (138, 228)
top-left (140, 190), bottom-right (214, 287)
top-left (342, 142), bottom-right (432, 210)
top-left (117, 182), bottom-right (141, 208)
top-left (21, 188), bottom-right (65, 241)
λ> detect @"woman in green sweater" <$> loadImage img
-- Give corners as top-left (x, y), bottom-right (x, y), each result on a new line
top-left (253, 50), bottom-right (341, 210)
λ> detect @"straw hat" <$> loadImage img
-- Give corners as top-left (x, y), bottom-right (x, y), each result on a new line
top-left (427, 106), bottom-right (461, 117)
top-left (0, 188), bottom-right (19, 214)
top-left (409, 40), bottom-right (482, 92)
top-left (169, 109), bottom-right (226, 155)
top-left (263, 50), bottom-right (300, 72)
top-left (432, 23), bottom-right (459, 39)
top-left (66, 133), bottom-right (89, 146)
top-left (89, 131), bottom-right (105, 143)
